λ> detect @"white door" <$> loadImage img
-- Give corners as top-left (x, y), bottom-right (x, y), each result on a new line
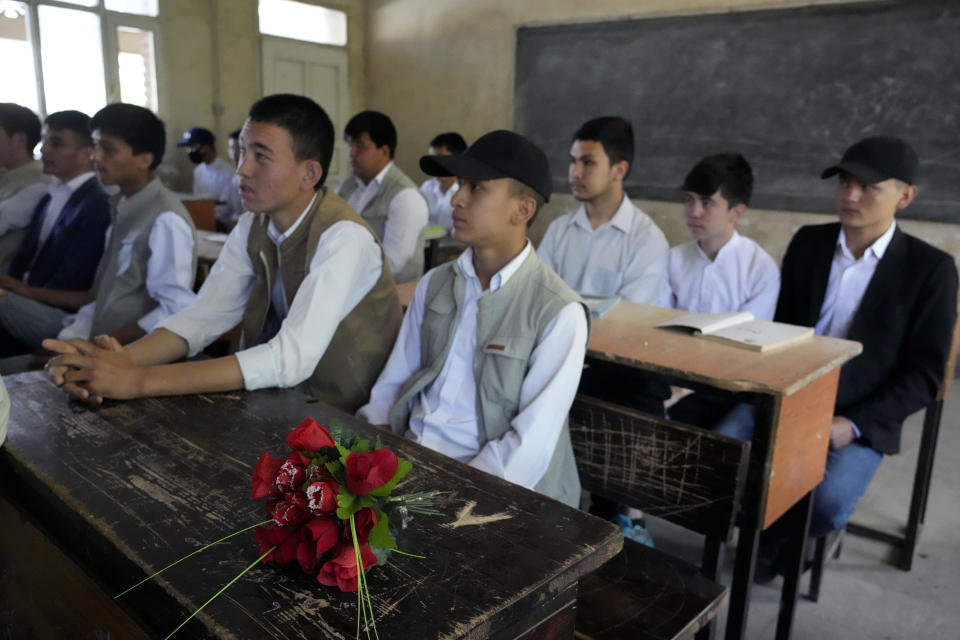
top-left (261, 36), bottom-right (349, 185)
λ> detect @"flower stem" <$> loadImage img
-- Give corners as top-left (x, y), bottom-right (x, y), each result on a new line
top-left (163, 545), bottom-right (276, 640)
top-left (350, 515), bottom-right (379, 640)
top-left (115, 519), bottom-right (273, 599)
top-left (389, 548), bottom-right (426, 559)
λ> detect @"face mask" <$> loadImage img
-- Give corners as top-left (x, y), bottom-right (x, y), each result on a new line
top-left (187, 150), bottom-right (204, 164)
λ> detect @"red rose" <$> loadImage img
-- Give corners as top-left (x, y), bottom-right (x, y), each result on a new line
top-left (305, 463), bottom-right (327, 482)
top-left (286, 418), bottom-right (336, 452)
top-left (275, 460), bottom-right (306, 493)
top-left (271, 491), bottom-right (310, 527)
top-left (254, 524), bottom-right (299, 565)
top-left (251, 452), bottom-right (284, 500)
top-left (297, 516), bottom-right (340, 574)
top-left (288, 449), bottom-right (312, 468)
top-left (316, 542), bottom-right (378, 592)
top-left (306, 478), bottom-right (339, 515)
top-left (353, 507), bottom-right (377, 546)
top-left (344, 449), bottom-right (398, 495)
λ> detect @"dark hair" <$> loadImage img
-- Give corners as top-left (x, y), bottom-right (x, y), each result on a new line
top-left (91, 103), bottom-right (166, 169)
top-left (248, 94), bottom-right (335, 190)
top-left (344, 110), bottom-right (397, 157)
top-left (429, 132), bottom-right (467, 154)
top-left (0, 102), bottom-right (42, 152)
top-left (228, 128), bottom-right (241, 140)
top-left (44, 110), bottom-right (93, 146)
top-left (572, 116), bottom-right (634, 176)
top-left (682, 153), bottom-right (754, 207)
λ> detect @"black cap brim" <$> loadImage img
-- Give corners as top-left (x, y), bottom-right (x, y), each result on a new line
top-left (821, 161), bottom-right (889, 185)
top-left (175, 140), bottom-right (192, 147)
top-left (420, 154), bottom-right (509, 181)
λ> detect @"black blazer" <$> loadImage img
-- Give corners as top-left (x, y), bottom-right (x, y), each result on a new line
top-left (8, 176), bottom-right (110, 293)
top-left (775, 222), bottom-right (957, 455)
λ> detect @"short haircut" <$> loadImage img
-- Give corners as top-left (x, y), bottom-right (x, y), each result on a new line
top-left (228, 128), bottom-right (241, 140)
top-left (429, 132), bottom-right (467, 154)
top-left (344, 110), bottom-right (397, 158)
top-left (508, 178), bottom-right (546, 225)
top-left (44, 110), bottom-right (93, 146)
top-left (572, 116), bottom-right (635, 176)
top-left (91, 103), bottom-right (166, 169)
top-left (0, 102), bottom-right (42, 152)
top-left (247, 93), bottom-right (335, 190)
top-left (682, 153), bottom-right (754, 207)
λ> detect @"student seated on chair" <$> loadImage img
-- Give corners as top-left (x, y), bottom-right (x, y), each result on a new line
top-left (177, 126), bottom-right (243, 231)
top-left (45, 94), bottom-right (401, 414)
top-left (716, 136), bottom-right (957, 555)
top-left (357, 130), bottom-right (590, 508)
top-left (0, 111), bottom-right (111, 356)
top-left (538, 116), bottom-right (667, 304)
top-left (336, 110), bottom-right (428, 283)
top-left (419, 132), bottom-right (466, 234)
top-left (0, 103), bottom-right (55, 270)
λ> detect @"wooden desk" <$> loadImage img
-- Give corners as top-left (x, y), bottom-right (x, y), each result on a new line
top-left (588, 302), bottom-right (862, 640)
top-left (0, 372), bottom-right (622, 639)
top-left (180, 197), bottom-right (218, 232)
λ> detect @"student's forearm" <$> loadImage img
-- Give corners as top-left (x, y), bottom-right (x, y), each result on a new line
top-left (16, 284), bottom-right (90, 311)
top-left (138, 356), bottom-right (245, 397)
top-left (110, 322), bottom-right (148, 346)
top-left (123, 328), bottom-right (191, 366)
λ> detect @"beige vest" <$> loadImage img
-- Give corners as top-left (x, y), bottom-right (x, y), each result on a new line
top-left (387, 248), bottom-right (590, 507)
top-left (240, 188), bottom-right (402, 413)
top-left (0, 160), bottom-right (53, 270)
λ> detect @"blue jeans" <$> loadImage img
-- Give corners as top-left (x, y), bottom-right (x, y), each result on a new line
top-left (0, 291), bottom-right (68, 350)
top-left (714, 403), bottom-right (884, 537)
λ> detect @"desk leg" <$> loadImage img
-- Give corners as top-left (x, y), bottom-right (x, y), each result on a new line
top-left (775, 491), bottom-right (813, 640)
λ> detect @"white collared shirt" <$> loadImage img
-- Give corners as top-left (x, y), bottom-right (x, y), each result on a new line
top-left (193, 157), bottom-right (242, 224)
top-left (58, 210), bottom-right (197, 339)
top-left (357, 242), bottom-right (588, 490)
top-left (0, 162), bottom-right (53, 237)
top-left (36, 172), bottom-right (98, 245)
top-left (161, 198), bottom-right (383, 391)
top-left (419, 177), bottom-right (458, 232)
top-left (816, 222), bottom-right (897, 339)
top-left (658, 231), bottom-right (780, 319)
top-left (339, 162), bottom-right (428, 275)
top-left (538, 195), bottom-right (668, 303)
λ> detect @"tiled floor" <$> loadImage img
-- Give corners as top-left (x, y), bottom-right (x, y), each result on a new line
top-left (646, 387), bottom-right (960, 639)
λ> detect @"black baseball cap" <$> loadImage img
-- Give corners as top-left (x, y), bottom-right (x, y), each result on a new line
top-left (420, 129), bottom-right (552, 202)
top-left (821, 136), bottom-right (918, 185)
top-left (176, 127), bottom-right (215, 147)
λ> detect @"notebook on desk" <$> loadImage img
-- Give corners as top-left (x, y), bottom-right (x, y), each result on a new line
top-left (656, 311), bottom-right (814, 352)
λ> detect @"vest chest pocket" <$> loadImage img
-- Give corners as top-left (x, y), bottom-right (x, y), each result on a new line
top-left (480, 335), bottom-right (537, 414)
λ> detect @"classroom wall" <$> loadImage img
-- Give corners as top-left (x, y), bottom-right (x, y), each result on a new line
top-left (156, 0), bottom-right (366, 191)
top-left (365, 0), bottom-right (960, 263)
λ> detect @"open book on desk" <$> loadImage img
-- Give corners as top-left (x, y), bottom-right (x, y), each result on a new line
top-left (656, 311), bottom-right (814, 352)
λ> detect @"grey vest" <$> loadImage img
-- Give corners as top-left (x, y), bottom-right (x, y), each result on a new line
top-left (337, 163), bottom-right (425, 283)
top-left (89, 177), bottom-right (197, 337)
top-left (387, 248), bottom-right (590, 507)
top-left (0, 160), bottom-right (53, 270)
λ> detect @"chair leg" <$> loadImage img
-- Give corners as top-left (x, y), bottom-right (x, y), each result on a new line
top-left (902, 400), bottom-right (942, 571)
top-left (805, 536), bottom-right (827, 602)
top-left (695, 537), bottom-right (724, 640)
top-left (918, 400), bottom-right (943, 526)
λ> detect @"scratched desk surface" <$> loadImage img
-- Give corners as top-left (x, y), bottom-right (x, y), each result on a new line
top-left (0, 372), bottom-right (621, 639)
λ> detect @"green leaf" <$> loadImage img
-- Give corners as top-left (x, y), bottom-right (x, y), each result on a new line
top-left (367, 510), bottom-right (397, 550)
top-left (351, 439), bottom-right (371, 454)
top-left (369, 458), bottom-right (412, 497)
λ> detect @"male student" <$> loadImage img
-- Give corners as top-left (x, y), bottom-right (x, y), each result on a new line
top-left (0, 103), bottom-right (54, 269)
top-left (178, 126), bottom-right (243, 230)
top-left (419, 132), bottom-right (466, 233)
top-left (538, 116), bottom-right (668, 303)
top-left (336, 110), bottom-right (428, 283)
top-left (227, 128), bottom-right (242, 167)
top-left (52, 103), bottom-right (198, 348)
top-left (357, 130), bottom-right (590, 508)
top-left (659, 153), bottom-right (779, 318)
top-left (717, 136), bottom-right (958, 575)
top-left (0, 375), bottom-right (8, 446)
top-left (0, 110), bottom-right (111, 356)
top-left (46, 94), bottom-right (401, 415)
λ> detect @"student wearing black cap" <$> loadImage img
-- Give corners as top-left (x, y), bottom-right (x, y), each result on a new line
top-left (357, 130), bottom-right (590, 508)
top-left (177, 126), bottom-right (242, 230)
top-left (716, 136), bottom-right (958, 576)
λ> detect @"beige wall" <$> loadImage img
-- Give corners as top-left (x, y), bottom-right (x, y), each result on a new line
top-left (366, 0), bottom-right (960, 262)
top-left (156, 0), bottom-right (366, 191)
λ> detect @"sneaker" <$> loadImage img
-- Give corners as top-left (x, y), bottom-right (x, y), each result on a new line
top-left (613, 513), bottom-right (655, 548)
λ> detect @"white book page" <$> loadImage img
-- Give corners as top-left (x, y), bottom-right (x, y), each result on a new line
top-left (656, 311), bottom-right (755, 334)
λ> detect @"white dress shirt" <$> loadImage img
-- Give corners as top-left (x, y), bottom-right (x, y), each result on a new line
top-left (162, 195), bottom-right (383, 391)
top-left (419, 177), bottom-right (458, 232)
top-left (538, 195), bottom-right (668, 303)
top-left (658, 231), bottom-right (780, 320)
top-left (341, 162), bottom-right (428, 275)
top-left (193, 157), bottom-right (242, 224)
top-left (357, 242), bottom-right (588, 490)
top-left (58, 211), bottom-right (197, 339)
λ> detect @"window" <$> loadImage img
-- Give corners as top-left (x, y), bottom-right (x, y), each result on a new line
top-left (258, 0), bottom-right (347, 46)
top-left (0, 0), bottom-right (159, 117)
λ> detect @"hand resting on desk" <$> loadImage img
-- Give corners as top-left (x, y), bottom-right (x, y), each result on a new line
top-left (43, 335), bottom-right (130, 405)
